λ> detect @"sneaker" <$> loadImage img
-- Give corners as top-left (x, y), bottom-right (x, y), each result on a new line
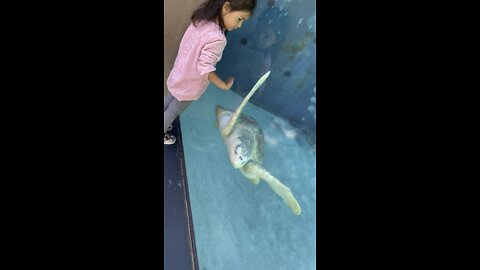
top-left (167, 125), bottom-right (173, 132)
top-left (164, 133), bottom-right (176, 145)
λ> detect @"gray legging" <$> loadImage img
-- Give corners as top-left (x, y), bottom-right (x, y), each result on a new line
top-left (164, 91), bottom-right (192, 133)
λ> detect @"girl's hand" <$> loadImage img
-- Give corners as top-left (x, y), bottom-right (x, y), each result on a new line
top-left (225, 76), bottom-right (235, 90)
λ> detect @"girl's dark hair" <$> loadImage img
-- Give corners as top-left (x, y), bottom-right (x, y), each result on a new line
top-left (191, 0), bottom-right (256, 28)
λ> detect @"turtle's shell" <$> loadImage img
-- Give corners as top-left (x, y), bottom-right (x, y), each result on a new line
top-left (234, 114), bottom-right (264, 165)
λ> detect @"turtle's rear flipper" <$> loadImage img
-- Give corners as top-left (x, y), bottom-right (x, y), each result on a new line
top-left (244, 161), bottom-right (301, 215)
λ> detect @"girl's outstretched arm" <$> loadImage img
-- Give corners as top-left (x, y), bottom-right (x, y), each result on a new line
top-left (208, 71), bottom-right (234, 91)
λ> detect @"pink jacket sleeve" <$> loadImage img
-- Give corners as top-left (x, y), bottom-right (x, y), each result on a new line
top-left (197, 38), bottom-right (226, 76)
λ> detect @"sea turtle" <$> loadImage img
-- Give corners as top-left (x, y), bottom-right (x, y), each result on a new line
top-left (215, 71), bottom-right (301, 215)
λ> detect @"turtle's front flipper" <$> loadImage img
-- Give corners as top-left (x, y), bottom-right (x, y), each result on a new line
top-left (221, 71), bottom-right (271, 137)
top-left (239, 167), bottom-right (260, 185)
top-left (243, 161), bottom-right (301, 215)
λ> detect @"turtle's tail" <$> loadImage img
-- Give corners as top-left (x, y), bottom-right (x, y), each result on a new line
top-left (244, 161), bottom-right (301, 215)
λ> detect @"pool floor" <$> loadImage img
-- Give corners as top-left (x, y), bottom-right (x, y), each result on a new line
top-left (180, 85), bottom-right (316, 270)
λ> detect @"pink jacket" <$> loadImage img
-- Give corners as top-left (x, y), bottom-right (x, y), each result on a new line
top-left (167, 20), bottom-right (227, 101)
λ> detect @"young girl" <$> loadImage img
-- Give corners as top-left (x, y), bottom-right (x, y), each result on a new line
top-left (164, 0), bottom-right (257, 145)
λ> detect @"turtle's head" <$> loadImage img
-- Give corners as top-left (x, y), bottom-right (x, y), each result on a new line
top-left (229, 142), bottom-right (249, 168)
top-left (228, 136), bottom-right (253, 168)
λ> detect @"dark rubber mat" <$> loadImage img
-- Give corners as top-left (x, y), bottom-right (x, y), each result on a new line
top-left (163, 118), bottom-right (198, 270)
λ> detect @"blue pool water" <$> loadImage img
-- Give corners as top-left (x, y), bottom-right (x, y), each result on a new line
top-left (180, 84), bottom-right (316, 270)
